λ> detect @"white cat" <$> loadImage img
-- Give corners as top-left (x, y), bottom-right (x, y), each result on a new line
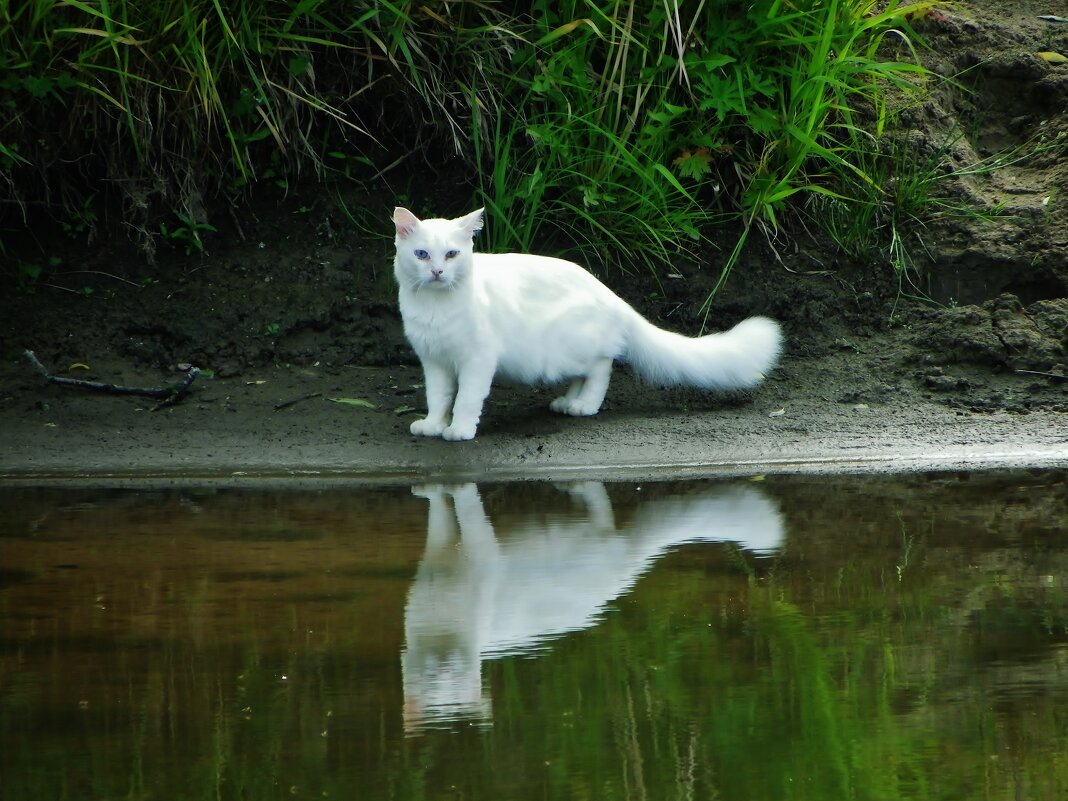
top-left (393, 207), bottom-right (783, 441)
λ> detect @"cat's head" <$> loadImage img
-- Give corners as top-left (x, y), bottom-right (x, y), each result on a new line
top-left (393, 207), bottom-right (483, 291)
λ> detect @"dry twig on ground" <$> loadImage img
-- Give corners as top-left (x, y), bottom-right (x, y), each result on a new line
top-left (24, 350), bottom-right (201, 410)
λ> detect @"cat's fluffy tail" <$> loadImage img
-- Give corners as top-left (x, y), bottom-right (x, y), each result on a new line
top-left (624, 315), bottom-right (783, 390)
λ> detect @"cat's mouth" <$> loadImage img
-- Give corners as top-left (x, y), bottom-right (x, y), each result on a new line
top-left (422, 272), bottom-right (451, 287)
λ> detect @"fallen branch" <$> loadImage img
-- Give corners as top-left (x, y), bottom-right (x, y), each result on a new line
top-left (1015, 369), bottom-right (1068, 383)
top-left (24, 350), bottom-right (201, 409)
top-left (274, 391), bottom-right (322, 411)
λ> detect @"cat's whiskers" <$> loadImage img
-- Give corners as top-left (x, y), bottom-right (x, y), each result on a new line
top-left (405, 274), bottom-right (428, 293)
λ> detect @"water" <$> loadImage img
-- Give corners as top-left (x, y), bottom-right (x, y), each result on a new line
top-left (2, 471), bottom-right (1067, 801)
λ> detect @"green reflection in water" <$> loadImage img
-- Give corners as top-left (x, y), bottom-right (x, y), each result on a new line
top-left (1, 472), bottom-right (1067, 801)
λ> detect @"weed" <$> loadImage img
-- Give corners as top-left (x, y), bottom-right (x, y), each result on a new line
top-left (8, 254), bottom-right (62, 294)
top-left (335, 193), bottom-right (388, 242)
top-left (689, 0), bottom-right (938, 316)
top-left (484, 1), bottom-right (722, 267)
top-left (60, 195), bottom-right (98, 240)
top-left (14, 260), bottom-right (42, 294)
top-left (811, 122), bottom-right (1062, 315)
top-left (0, 0), bottom-right (417, 244)
top-left (159, 214), bottom-right (218, 255)
top-left (461, 0), bottom-right (938, 300)
top-left (4, 0), bottom-right (948, 303)
top-left (325, 150), bottom-right (374, 180)
top-left (1042, 187), bottom-right (1059, 223)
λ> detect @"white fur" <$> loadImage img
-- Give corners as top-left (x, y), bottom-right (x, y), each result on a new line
top-left (393, 207), bottom-right (783, 441)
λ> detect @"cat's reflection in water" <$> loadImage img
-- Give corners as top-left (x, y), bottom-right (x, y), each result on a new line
top-left (401, 481), bottom-right (784, 732)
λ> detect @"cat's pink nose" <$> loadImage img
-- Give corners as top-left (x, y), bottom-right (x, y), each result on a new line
top-left (431, 268), bottom-right (443, 280)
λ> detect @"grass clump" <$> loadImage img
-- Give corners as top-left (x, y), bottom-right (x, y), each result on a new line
top-left (0, 0), bottom-right (491, 253)
top-left (1, 0), bottom-right (943, 302)
top-left (813, 122), bottom-right (1066, 315)
top-left (469, 1), bottom-right (713, 270)
top-left (467, 0), bottom-right (939, 298)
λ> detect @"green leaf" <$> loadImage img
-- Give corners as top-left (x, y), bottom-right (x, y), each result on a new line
top-left (672, 148), bottom-right (714, 181)
top-left (22, 76), bottom-right (54, 99)
top-left (328, 397), bottom-right (376, 409)
top-left (287, 55), bottom-right (312, 77)
top-left (535, 18), bottom-right (600, 47)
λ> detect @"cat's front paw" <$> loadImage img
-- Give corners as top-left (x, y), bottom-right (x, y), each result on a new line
top-left (410, 418), bottom-right (447, 437)
top-left (442, 422), bottom-right (477, 441)
top-left (549, 396), bottom-right (571, 413)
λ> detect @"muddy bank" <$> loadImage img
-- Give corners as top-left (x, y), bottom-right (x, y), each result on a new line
top-left (1, 0), bottom-right (1066, 482)
top-left (2, 343), bottom-right (1065, 483)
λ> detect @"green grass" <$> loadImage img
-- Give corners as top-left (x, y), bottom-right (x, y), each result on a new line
top-left (463, 0), bottom-right (942, 293)
top-left (1, 0), bottom-right (464, 245)
top-left (688, 0), bottom-right (937, 314)
top-left (3, 0), bottom-right (951, 302)
top-left (467, 1), bottom-right (715, 271)
top-left (812, 122), bottom-right (1065, 315)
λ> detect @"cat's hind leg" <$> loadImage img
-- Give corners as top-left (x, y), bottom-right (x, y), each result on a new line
top-left (552, 357), bottom-right (613, 417)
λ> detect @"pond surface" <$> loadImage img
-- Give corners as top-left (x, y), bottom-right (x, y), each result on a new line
top-left (2, 471), bottom-right (1067, 801)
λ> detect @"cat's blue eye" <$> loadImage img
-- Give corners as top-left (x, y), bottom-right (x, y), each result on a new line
top-left (445, 250), bottom-right (460, 260)
top-left (414, 249), bottom-right (430, 260)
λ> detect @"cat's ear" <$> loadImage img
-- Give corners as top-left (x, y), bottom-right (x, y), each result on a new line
top-left (393, 207), bottom-right (421, 239)
top-left (456, 208), bottom-right (484, 238)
